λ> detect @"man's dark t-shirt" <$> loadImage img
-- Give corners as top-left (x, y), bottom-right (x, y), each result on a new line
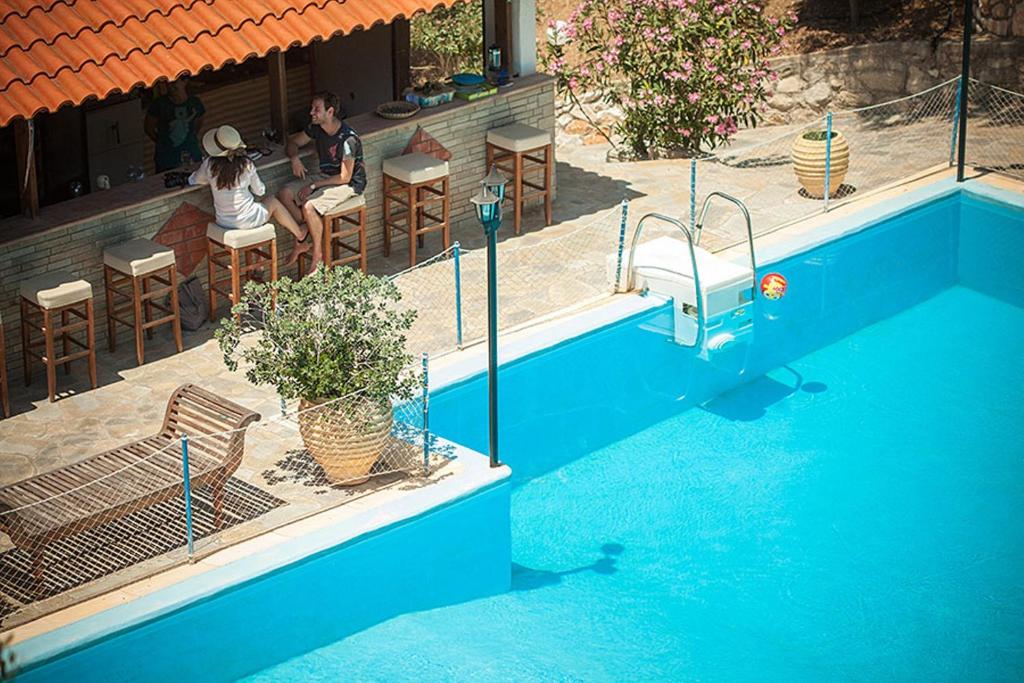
top-left (303, 121), bottom-right (367, 194)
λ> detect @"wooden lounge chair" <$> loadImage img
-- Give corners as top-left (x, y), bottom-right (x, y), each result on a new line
top-left (0, 384), bottom-right (260, 585)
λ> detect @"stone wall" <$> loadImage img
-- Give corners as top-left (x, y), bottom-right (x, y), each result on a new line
top-left (978, 0), bottom-right (1024, 37)
top-left (762, 38), bottom-right (1023, 123)
top-left (0, 78), bottom-right (556, 376)
top-left (557, 38), bottom-right (1023, 143)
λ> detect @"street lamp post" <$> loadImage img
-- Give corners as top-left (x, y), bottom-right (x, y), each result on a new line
top-left (471, 166), bottom-right (507, 468)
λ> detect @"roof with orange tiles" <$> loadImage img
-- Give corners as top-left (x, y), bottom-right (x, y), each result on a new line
top-left (0, 0), bottom-right (463, 127)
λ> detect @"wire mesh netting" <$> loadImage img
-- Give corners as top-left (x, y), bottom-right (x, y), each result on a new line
top-left (965, 79), bottom-right (1024, 181)
top-left (388, 203), bottom-right (628, 356)
top-left (1, 76), bottom-right (1020, 630)
top-left (690, 78), bottom-right (962, 251)
top-left (0, 377), bottom-right (445, 628)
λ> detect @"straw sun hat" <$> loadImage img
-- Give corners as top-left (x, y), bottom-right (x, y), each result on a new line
top-left (202, 125), bottom-right (245, 157)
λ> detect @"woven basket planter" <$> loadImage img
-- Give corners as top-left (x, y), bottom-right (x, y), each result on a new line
top-left (298, 397), bottom-right (393, 485)
top-left (791, 130), bottom-right (850, 199)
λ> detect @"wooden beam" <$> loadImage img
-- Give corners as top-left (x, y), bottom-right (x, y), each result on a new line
top-left (14, 118), bottom-right (39, 218)
top-left (493, 0), bottom-right (512, 72)
top-left (391, 18), bottom-right (411, 100)
top-left (268, 50), bottom-right (288, 140)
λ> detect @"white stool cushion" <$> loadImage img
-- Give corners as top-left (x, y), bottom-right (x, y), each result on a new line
top-left (207, 223), bottom-right (276, 249)
top-left (103, 238), bottom-right (176, 277)
top-left (21, 271), bottom-right (93, 309)
top-left (325, 193), bottom-right (366, 215)
top-left (487, 124), bottom-right (552, 153)
top-left (383, 153), bottom-right (449, 185)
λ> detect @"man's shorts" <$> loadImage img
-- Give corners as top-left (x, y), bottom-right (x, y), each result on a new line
top-left (282, 174), bottom-right (358, 215)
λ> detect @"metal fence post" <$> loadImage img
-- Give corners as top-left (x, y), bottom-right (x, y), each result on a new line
top-left (180, 435), bottom-right (195, 560)
top-left (689, 159), bottom-right (697, 237)
top-left (956, 0), bottom-right (972, 182)
top-left (949, 77), bottom-right (963, 167)
top-left (823, 111), bottom-right (833, 212)
top-left (421, 352), bottom-right (430, 476)
top-left (453, 242), bottom-right (463, 349)
top-left (612, 200), bottom-right (629, 292)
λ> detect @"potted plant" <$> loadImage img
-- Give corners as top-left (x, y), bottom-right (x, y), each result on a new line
top-left (791, 129), bottom-right (850, 199)
top-left (216, 267), bottom-right (417, 485)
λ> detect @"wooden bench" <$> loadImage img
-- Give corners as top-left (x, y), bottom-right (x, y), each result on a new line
top-left (0, 384), bottom-right (260, 585)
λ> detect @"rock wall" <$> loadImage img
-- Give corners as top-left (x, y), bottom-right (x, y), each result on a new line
top-left (763, 38), bottom-right (1023, 123)
top-left (978, 0), bottom-right (1024, 37)
top-left (557, 38), bottom-right (1023, 143)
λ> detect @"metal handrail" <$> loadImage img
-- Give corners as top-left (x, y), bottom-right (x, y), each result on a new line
top-left (694, 191), bottom-right (757, 277)
top-left (625, 212), bottom-right (704, 349)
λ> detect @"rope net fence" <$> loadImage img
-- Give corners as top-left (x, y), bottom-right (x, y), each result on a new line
top-left (0, 376), bottom-right (446, 628)
top-left (691, 77), bottom-right (961, 251)
top-left (965, 79), bottom-right (1024, 181)
top-left (0, 76), bottom-right (1018, 629)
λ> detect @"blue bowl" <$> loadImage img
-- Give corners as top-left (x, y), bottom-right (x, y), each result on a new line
top-left (451, 72), bottom-right (485, 86)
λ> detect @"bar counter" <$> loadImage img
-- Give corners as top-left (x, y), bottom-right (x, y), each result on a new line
top-left (0, 74), bottom-right (556, 369)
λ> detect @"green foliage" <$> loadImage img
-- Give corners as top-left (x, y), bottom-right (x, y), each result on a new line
top-left (802, 130), bottom-right (836, 141)
top-left (541, 0), bottom-right (796, 158)
top-left (216, 268), bottom-right (418, 406)
top-left (411, 1), bottom-right (483, 76)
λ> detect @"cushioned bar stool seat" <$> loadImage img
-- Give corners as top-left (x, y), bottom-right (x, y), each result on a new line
top-left (382, 153), bottom-right (451, 268)
top-left (0, 311), bottom-right (8, 418)
top-left (486, 123), bottom-right (554, 235)
top-left (206, 223), bottom-right (278, 321)
top-left (298, 193), bottom-right (368, 276)
top-left (103, 238), bottom-right (183, 366)
top-left (19, 271), bottom-right (97, 402)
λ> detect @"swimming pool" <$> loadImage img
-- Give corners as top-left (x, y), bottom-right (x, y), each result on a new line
top-left (17, 182), bottom-right (1024, 680)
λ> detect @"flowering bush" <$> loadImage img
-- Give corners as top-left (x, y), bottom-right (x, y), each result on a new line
top-left (542, 0), bottom-right (795, 158)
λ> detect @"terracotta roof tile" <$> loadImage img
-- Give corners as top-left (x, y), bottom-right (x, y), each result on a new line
top-left (0, 0), bottom-right (464, 126)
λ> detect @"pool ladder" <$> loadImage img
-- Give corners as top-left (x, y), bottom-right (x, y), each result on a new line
top-left (625, 192), bottom-right (757, 350)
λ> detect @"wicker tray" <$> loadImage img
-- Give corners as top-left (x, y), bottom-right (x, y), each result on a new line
top-left (375, 101), bottom-right (420, 120)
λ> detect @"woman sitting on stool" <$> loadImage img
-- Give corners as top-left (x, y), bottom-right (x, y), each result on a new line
top-left (190, 125), bottom-right (309, 264)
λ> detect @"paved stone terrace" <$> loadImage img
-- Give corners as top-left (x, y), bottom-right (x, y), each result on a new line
top-left (0, 107), bottom-right (1018, 624)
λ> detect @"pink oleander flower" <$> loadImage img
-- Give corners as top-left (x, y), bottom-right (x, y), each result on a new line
top-left (688, 92), bottom-right (701, 103)
top-left (706, 114), bottom-right (719, 124)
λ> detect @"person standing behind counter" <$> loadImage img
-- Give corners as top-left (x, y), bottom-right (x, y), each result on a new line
top-left (145, 77), bottom-right (205, 173)
top-left (278, 91), bottom-right (366, 267)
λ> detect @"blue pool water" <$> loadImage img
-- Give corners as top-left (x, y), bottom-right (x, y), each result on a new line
top-left (20, 188), bottom-right (1024, 681)
top-left (250, 191), bottom-right (1024, 681)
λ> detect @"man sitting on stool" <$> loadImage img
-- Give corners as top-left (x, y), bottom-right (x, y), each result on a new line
top-left (278, 91), bottom-right (367, 267)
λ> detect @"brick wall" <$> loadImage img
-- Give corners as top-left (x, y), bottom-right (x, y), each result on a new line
top-left (0, 77), bottom-right (556, 379)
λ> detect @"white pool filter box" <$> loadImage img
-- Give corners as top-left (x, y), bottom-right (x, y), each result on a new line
top-left (608, 236), bottom-right (755, 346)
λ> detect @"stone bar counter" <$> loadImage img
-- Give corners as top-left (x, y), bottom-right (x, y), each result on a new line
top-left (0, 75), bottom-right (556, 375)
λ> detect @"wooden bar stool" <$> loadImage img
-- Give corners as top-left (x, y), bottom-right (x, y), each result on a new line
top-left (382, 152), bottom-right (450, 268)
top-left (297, 194), bottom-right (368, 276)
top-left (206, 223), bottom-right (278, 321)
top-left (0, 312), bottom-right (9, 418)
top-left (19, 271), bottom-right (97, 402)
top-left (486, 123), bottom-right (554, 235)
top-left (103, 238), bottom-right (184, 366)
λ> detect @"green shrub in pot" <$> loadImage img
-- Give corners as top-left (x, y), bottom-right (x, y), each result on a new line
top-left (216, 267), bottom-right (417, 484)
